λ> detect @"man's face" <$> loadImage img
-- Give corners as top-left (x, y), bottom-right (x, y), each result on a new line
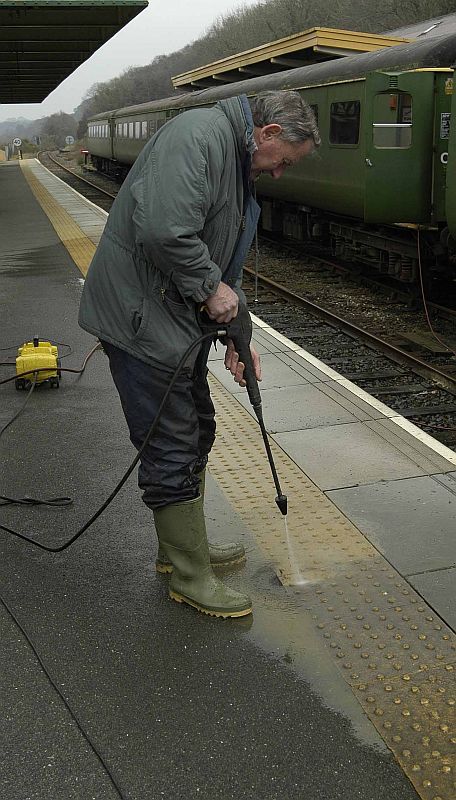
top-left (251, 123), bottom-right (313, 181)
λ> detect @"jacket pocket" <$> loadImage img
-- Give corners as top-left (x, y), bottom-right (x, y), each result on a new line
top-left (131, 302), bottom-right (143, 335)
top-left (134, 291), bottom-right (201, 371)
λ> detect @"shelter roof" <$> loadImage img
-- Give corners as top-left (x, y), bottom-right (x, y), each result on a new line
top-left (172, 27), bottom-right (410, 91)
top-left (0, 1), bottom-right (147, 103)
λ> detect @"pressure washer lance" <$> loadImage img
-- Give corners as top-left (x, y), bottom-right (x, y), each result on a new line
top-left (198, 303), bottom-right (288, 516)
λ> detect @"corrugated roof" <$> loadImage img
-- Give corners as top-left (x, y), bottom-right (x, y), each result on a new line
top-left (172, 26), bottom-right (410, 91)
top-left (0, 1), bottom-right (148, 103)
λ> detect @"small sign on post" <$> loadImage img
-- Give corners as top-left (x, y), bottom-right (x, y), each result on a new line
top-left (65, 135), bottom-right (75, 146)
top-left (12, 138), bottom-right (22, 159)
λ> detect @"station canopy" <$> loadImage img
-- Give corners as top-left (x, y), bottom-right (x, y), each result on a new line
top-left (0, 0), bottom-right (147, 103)
top-left (172, 27), bottom-right (411, 91)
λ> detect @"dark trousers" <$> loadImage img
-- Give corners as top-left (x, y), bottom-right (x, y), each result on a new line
top-left (101, 341), bottom-right (216, 509)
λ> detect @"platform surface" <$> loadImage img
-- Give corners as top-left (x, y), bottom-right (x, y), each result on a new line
top-left (1, 160), bottom-right (455, 800)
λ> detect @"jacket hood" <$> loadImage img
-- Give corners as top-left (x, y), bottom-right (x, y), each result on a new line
top-left (216, 94), bottom-right (256, 162)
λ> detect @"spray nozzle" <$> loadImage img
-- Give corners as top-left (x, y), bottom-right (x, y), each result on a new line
top-left (275, 494), bottom-right (288, 516)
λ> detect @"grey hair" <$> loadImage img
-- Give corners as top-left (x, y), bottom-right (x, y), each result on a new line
top-left (249, 90), bottom-right (321, 148)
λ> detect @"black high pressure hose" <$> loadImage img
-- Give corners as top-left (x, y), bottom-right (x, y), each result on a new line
top-left (0, 332), bottom-right (215, 552)
top-left (0, 306), bottom-right (288, 551)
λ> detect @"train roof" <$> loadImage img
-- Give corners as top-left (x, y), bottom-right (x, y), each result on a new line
top-left (385, 12), bottom-right (456, 40)
top-left (88, 30), bottom-right (456, 122)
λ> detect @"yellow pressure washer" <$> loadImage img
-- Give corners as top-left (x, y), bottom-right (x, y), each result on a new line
top-left (15, 337), bottom-right (61, 390)
top-left (1, 305), bottom-right (287, 554)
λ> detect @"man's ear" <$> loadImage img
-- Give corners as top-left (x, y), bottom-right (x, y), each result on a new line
top-left (259, 123), bottom-right (283, 142)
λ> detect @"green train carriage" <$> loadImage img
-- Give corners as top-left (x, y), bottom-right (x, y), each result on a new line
top-left (86, 32), bottom-right (456, 285)
top-left (264, 66), bottom-right (453, 283)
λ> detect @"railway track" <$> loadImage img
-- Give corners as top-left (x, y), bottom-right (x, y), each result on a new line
top-left (38, 150), bottom-right (118, 212)
top-left (243, 267), bottom-right (456, 450)
top-left (41, 150), bottom-right (456, 449)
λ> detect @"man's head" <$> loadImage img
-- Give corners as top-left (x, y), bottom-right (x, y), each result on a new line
top-left (249, 90), bottom-right (320, 180)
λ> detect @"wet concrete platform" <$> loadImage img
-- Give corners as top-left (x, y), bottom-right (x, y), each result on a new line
top-left (1, 160), bottom-right (455, 800)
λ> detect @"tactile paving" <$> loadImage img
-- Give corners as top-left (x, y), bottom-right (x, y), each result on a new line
top-left (208, 376), bottom-right (456, 799)
top-left (20, 161), bottom-right (95, 276)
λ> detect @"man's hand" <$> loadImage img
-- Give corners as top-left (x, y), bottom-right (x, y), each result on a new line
top-left (224, 339), bottom-right (261, 387)
top-left (204, 282), bottom-right (239, 323)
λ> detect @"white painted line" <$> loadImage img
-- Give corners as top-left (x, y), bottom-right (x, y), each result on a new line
top-left (293, 348), bottom-right (342, 380)
top-left (261, 326), bottom-right (302, 351)
top-left (251, 313), bottom-right (269, 329)
top-left (251, 308), bottom-right (456, 467)
top-left (336, 378), bottom-right (396, 417)
top-left (30, 158), bottom-right (109, 218)
top-left (390, 416), bottom-right (456, 465)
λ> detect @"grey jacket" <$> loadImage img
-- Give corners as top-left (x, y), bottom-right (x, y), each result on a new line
top-left (78, 95), bottom-right (259, 371)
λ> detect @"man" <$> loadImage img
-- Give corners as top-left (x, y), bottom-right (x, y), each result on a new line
top-left (79, 89), bottom-right (320, 619)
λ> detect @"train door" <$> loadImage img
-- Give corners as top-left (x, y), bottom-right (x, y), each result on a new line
top-left (109, 117), bottom-right (115, 161)
top-left (364, 71), bottom-right (435, 223)
top-left (445, 76), bottom-right (456, 238)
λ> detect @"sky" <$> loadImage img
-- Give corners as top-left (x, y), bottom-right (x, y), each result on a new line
top-left (0, 0), bottom-right (261, 122)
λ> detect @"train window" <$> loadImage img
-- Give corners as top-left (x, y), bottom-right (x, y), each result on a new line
top-left (123, 123), bottom-right (128, 137)
top-left (128, 122), bottom-right (133, 138)
top-left (309, 104), bottom-right (318, 126)
top-left (135, 121), bottom-right (141, 138)
top-left (142, 121), bottom-right (148, 139)
top-left (329, 101), bottom-right (360, 145)
top-left (373, 92), bottom-right (412, 148)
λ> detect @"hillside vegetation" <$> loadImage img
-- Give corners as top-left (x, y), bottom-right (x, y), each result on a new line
top-left (1, 0), bottom-right (454, 147)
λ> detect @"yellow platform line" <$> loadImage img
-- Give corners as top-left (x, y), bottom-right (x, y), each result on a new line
top-left (208, 376), bottom-right (456, 800)
top-left (20, 161), bottom-right (95, 276)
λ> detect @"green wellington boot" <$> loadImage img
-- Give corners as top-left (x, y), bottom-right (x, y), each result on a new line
top-left (153, 495), bottom-right (252, 618)
top-left (155, 470), bottom-right (245, 574)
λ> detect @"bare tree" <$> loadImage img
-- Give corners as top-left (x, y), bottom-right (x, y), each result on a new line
top-left (41, 112), bottom-right (77, 148)
top-left (72, 0), bottom-right (456, 128)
